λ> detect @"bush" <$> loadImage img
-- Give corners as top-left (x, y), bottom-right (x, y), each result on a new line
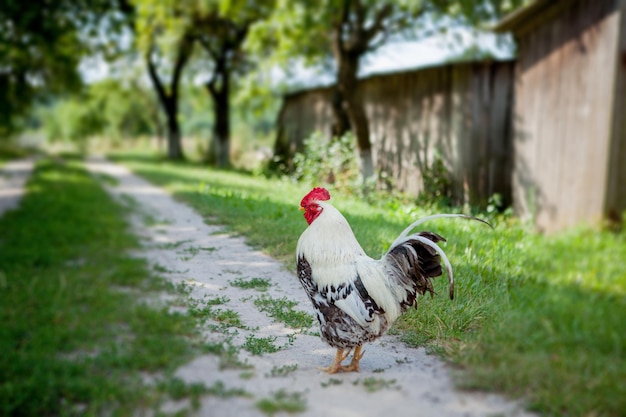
top-left (292, 132), bottom-right (362, 194)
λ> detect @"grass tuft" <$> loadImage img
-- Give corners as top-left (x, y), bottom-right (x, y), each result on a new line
top-left (230, 277), bottom-right (272, 291)
top-left (254, 295), bottom-right (314, 330)
top-left (242, 335), bottom-right (280, 355)
top-left (256, 390), bottom-right (307, 416)
top-left (266, 364), bottom-right (298, 378)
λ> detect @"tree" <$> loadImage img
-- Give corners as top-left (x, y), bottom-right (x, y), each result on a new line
top-left (329, 1), bottom-right (399, 180)
top-left (254, 0), bottom-right (524, 181)
top-left (145, 32), bottom-right (194, 160)
top-left (132, 0), bottom-right (199, 160)
top-left (183, 1), bottom-right (274, 167)
top-left (0, 0), bottom-right (124, 137)
top-left (191, 8), bottom-right (251, 167)
top-left (133, 0), bottom-right (274, 166)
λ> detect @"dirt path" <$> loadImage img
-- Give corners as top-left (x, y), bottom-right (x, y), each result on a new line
top-left (85, 156), bottom-right (534, 417)
top-left (0, 157), bottom-right (35, 217)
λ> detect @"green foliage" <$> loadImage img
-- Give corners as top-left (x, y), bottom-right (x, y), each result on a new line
top-left (39, 80), bottom-right (157, 146)
top-left (419, 155), bottom-right (452, 206)
top-left (40, 97), bottom-right (104, 147)
top-left (0, 0), bottom-right (131, 136)
top-left (111, 151), bottom-right (626, 416)
top-left (292, 132), bottom-right (362, 194)
top-left (89, 79), bottom-right (157, 140)
top-left (247, 0), bottom-right (526, 75)
top-left (0, 157), bottom-right (203, 415)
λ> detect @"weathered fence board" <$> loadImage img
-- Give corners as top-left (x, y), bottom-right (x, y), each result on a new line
top-left (275, 60), bottom-right (515, 207)
top-left (498, 0), bottom-right (626, 232)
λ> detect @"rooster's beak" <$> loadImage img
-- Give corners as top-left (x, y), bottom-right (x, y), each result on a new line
top-left (299, 206), bottom-right (305, 211)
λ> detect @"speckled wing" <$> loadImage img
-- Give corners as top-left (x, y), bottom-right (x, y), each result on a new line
top-left (296, 255), bottom-right (384, 329)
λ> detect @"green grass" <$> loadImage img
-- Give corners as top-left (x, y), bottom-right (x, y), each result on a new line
top-left (186, 294), bottom-right (247, 329)
top-left (230, 277), bottom-right (272, 291)
top-left (243, 335), bottom-right (280, 355)
top-left (354, 377), bottom-right (399, 393)
top-left (109, 150), bottom-right (626, 416)
top-left (266, 364), bottom-right (298, 378)
top-left (203, 340), bottom-right (252, 370)
top-left (254, 295), bottom-right (315, 330)
top-left (256, 390), bottom-right (307, 416)
top-left (0, 157), bottom-right (204, 416)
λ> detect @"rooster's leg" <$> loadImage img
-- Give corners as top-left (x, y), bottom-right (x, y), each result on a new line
top-left (342, 345), bottom-right (364, 372)
top-left (319, 349), bottom-right (351, 374)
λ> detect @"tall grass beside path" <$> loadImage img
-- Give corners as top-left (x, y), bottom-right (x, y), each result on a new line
top-left (110, 150), bottom-right (626, 416)
top-left (0, 156), bottom-right (204, 416)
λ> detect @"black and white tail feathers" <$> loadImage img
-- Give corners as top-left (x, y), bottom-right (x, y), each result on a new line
top-left (384, 214), bottom-right (492, 308)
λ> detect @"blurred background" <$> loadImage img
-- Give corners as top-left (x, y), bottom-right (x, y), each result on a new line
top-left (1, 0), bottom-right (624, 231)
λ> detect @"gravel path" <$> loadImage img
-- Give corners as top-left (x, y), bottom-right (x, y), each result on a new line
top-left (0, 157), bottom-right (35, 216)
top-left (82, 156), bottom-right (534, 417)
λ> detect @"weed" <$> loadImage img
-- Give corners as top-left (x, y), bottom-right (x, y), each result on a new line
top-left (230, 277), bottom-right (272, 291)
top-left (203, 340), bottom-right (251, 370)
top-left (176, 281), bottom-right (193, 296)
top-left (254, 295), bottom-right (314, 330)
top-left (320, 378), bottom-right (343, 388)
top-left (256, 390), bottom-right (306, 416)
top-left (187, 296), bottom-right (246, 329)
top-left (154, 264), bottom-right (189, 274)
top-left (243, 335), bottom-right (280, 355)
top-left (353, 377), bottom-right (398, 392)
top-left (205, 296), bottom-right (230, 305)
top-left (239, 371), bottom-right (256, 380)
top-left (205, 381), bottom-right (251, 399)
top-left (266, 364), bottom-right (298, 378)
top-left (158, 239), bottom-right (193, 250)
top-left (157, 377), bottom-right (208, 410)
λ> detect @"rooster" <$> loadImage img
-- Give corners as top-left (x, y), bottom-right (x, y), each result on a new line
top-left (296, 187), bottom-right (490, 373)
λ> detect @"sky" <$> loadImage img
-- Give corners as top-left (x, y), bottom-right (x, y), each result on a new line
top-left (271, 29), bottom-right (514, 90)
top-left (79, 28), bottom-right (514, 89)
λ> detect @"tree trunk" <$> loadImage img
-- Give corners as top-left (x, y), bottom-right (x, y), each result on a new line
top-left (330, 88), bottom-right (351, 138)
top-left (147, 52), bottom-right (184, 160)
top-left (336, 50), bottom-right (375, 180)
top-left (164, 98), bottom-right (184, 160)
top-left (145, 35), bottom-right (192, 161)
top-left (205, 67), bottom-right (231, 168)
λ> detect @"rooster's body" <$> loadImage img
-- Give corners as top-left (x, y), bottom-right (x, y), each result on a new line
top-left (296, 187), bottom-right (487, 373)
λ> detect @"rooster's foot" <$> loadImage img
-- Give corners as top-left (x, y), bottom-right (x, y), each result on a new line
top-left (319, 348), bottom-right (352, 374)
top-left (319, 346), bottom-right (364, 374)
top-left (342, 345), bottom-right (364, 372)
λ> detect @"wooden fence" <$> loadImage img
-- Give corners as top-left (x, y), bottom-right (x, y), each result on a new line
top-left (496, 0), bottom-right (626, 232)
top-left (275, 60), bottom-right (515, 207)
